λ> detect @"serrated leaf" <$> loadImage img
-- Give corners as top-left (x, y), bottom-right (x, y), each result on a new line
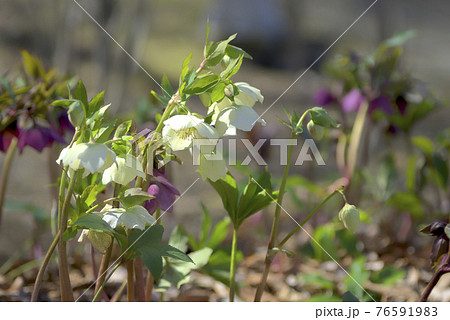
top-left (206, 34), bottom-right (237, 67)
top-left (185, 74), bottom-right (219, 95)
top-left (169, 225), bottom-right (189, 253)
top-left (208, 217), bottom-right (230, 249)
top-left (73, 80), bottom-right (89, 114)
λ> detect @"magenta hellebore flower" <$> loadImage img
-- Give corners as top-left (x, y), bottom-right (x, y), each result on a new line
top-left (369, 95), bottom-right (393, 114)
top-left (145, 169), bottom-right (180, 215)
top-left (0, 128), bottom-right (18, 152)
top-left (313, 88), bottom-right (336, 106)
top-left (341, 89), bottom-right (365, 112)
top-left (17, 125), bottom-right (66, 153)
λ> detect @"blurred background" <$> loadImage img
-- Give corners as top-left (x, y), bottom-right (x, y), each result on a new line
top-left (1, 0), bottom-right (450, 301)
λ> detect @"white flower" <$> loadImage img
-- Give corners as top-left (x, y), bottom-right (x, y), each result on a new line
top-left (198, 152), bottom-right (227, 182)
top-left (101, 205), bottom-right (155, 230)
top-left (102, 156), bottom-right (146, 185)
top-left (215, 106), bottom-right (266, 136)
top-left (162, 115), bottom-right (219, 151)
top-left (58, 143), bottom-right (116, 174)
top-left (233, 82), bottom-right (264, 107)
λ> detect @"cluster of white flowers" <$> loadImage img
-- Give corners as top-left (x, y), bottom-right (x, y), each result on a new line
top-left (57, 143), bottom-right (145, 185)
top-left (162, 82), bottom-right (265, 181)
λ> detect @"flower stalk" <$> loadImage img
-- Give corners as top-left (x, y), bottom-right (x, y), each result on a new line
top-left (0, 136), bottom-right (18, 229)
top-left (229, 226), bottom-right (238, 301)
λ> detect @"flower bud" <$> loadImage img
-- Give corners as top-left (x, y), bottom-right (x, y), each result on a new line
top-left (67, 101), bottom-right (84, 128)
top-left (221, 55), bottom-right (231, 69)
top-left (224, 84), bottom-right (235, 98)
top-left (307, 120), bottom-right (324, 140)
top-left (339, 204), bottom-right (360, 233)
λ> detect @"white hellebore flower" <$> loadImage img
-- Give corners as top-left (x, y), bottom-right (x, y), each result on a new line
top-left (198, 152), bottom-right (227, 182)
top-left (215, 106), bottom-right (266, 136)
top-left (101, 205), bottom-right (155, 230)
top-left (162, 114), bottom-right (218, 151)
top-left (102, 155), bottom-right (146, 185)
top-left (233, 82), bottom-right (264, 107)
top-left (57, 143), bottom-right (116, 174)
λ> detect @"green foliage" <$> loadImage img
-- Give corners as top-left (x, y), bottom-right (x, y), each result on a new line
top-left (208, 168), bottom-right (277, 228)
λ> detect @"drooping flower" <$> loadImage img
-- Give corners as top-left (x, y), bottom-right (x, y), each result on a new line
top-left (369, 95), bottom-right (393, 114)
top-left (313, 88), bottom-right (336, 106)
top-left (145, 169), bottom-right (180, 215)
top-left (101, 205), bottom-right (156, 230)
top-left (162, 115), bottom-right (219, 151)
top-left (233, 82), bottom-right (264, 107)
top-left (338, 204), bottom-right (360, 233)
top-left (341, 89), bottom-right (365, 112)
top-left (102, 155), bottom-right (146, 185)
top-left (17, 125), bottom-right (66, 153)
top-left (214, 105), bottom-right (266, 136)
top-left (0, 127), bottom-right (19, 152)
top-left (420, 222), bottom-right (449, 267)
top-left (198, 152), bottom-right (227, 182)
top-left (57, 142), bottom-right (116, 174)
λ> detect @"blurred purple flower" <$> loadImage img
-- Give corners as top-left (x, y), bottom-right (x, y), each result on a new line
top-left (341, 89), bottom-right (365, 112)
top-left (54, 112), bottom-right (75, 135)
top-left (0, 129), bottom-right (18, 152)
top-left (396, 96), bottom-right (408, 115)
top-left (369, 95), bottom-right (393, 114)
top-left (17, 125), bottom-right (66, 153)
top-left (313, 88), bottom-right (335, 106)
top-left (145, 169), bottom-right (180, 215)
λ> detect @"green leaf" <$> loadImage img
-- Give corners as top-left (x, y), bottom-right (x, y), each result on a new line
top-left (169, 225), bottom-right (189, 253)
top-left (387, 192), bottom-right (424, 217)
top-left (120, 188), bottom-right (154, 208)
top-left (21, 50), bottom-right (45, 78)
top-left (445, 225), bottom-right (450, 239)
top-left (185, 74), bottom-right (219, 95)
top-left (208, 217), bottom-right (231, 249)
top-left (384, 30), bottom-right (416, 48)
top-left (433, 152), bottom-right (448, 188)
top-left (157, 243), bottom-right (193, 263)
top-left (300, 273), bottom-right (334, 290)
top-left (310, 107), bottom-right (339, 128)
top-left (345, 257), bottom-right (370, 301)
top-left (81, 185), bottom-right (98, 207)
top-left (73, 213), bottom-right (114, 233)
top-left (412, 136), bottom-right (434, 156)
top-left (63, 227), bottom-right (79, 241)
top-left (371, 266), bottom-right (405, 286)
top-left (208, 172), bottom-right (239, 224)
top-left (140, 247), bottom-right (164, 280)
top-left (205, 34), bottom-right (237, 67)
top-left (114, 120), bottom-right (133, 139)
top-left (342, 291), bottom-right (360, 302)
top-left (88, 91), bottom-right (104, 113)
top-left (225, 45), bottom-right (252, 60)
top-left (73, 80), bottom-right (89, 115)
top-left (129, 225), bottom-right (164, 251)
top-left (199, 204), bottom-right (212, 247)
top-left (210, 82), bottom-right (226, 103)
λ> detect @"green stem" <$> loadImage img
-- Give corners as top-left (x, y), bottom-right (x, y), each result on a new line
top-left (229, 227), bottom-right (238, 302)
top-left (0, 136), bottom-right (18, 229)
top-left (58, 169), bottom-right (76, 301)
top-left (254, 132), bottom-right (296, 302)
top-left (30, 229), bottom-right (61, 301)
top-left (278, 189), bottom-right (341, 248)
top-left (85, 197), bottom-right (120, 215)
top-left (111, 279), bottom-right (127, 302)
top-left (92, 262), bottom-right (121, 302)
top-left (93, 184), bottom-right (121, 300)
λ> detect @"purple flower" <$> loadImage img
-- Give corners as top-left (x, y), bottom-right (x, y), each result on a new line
top-left (145, 169), bottom-right (180, 215)
top-left (341, 89), bottom-right (365, 112)
top-left (17, 125), bottom-right (66, 153)
top-left (395, 96), bottom-right (408, 115)
top-left (55, 112), bottom-right (75, 135)
top-left (0, 125), bottom-right (19, 152)
top-left (313, 88), bottom-right (335, 106)
top-left (369, 95), bottom-right (393, 114)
